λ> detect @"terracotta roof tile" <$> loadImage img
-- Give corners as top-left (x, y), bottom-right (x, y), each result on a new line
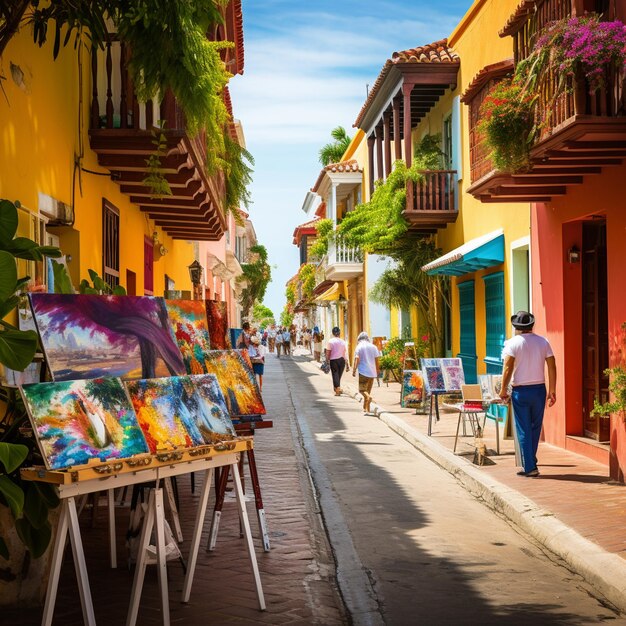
top-left (354, 39), bottom-right (459, 128)
top-left (233, 0), bottom-right (244, 74)
top-left (311, 160), bottom-right (362, 193)
top-left (461, 59), bottom-right (514, 104)
top-left (500, 1), bottom-right (542, 38)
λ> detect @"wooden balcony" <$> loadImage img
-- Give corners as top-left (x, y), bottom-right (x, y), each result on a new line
top-left (403, 171), bottom-right (458, 230)
top-left (88, 38), bottom-right (226, 240)
top-left (467, 0), bottom-right (626, 202)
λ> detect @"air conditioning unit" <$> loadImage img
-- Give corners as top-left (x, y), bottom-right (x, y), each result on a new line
top-left (38, 192), bottom-right (72, 225)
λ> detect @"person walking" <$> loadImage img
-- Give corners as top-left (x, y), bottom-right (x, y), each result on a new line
top-left (312, 326), bottom-right (323, 362)
top-left (267, 324), bottom-right (277, 353)
top-left (499, 311), bottom-right (556, 477)
top-left (352, 332), bottom-right (380, 413)
top-left (237, 321), bottom-right (251, 349)
top-left (248, 335), bottom-right (266, 390)
top-left (282, 326), bottom-right (291, 356)
top-left (275, 326), bottom-right (283, 358)
top-left (325, 326), bottom-right (350, 396)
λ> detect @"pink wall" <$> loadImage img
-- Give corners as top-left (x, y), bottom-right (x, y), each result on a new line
top-left (531, 163), bottom-right (626, 481)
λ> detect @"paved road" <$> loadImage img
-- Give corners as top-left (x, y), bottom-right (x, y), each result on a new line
top-left (279, 351), bottom-right (624, 625)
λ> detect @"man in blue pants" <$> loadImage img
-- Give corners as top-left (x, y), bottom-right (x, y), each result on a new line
top-left (499, 311), bottom-right (557, 477)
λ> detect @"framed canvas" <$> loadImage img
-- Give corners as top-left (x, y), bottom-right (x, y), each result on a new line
top-left (20, 378), bottom-right (149, 470)
top-left (478, 374), bottom-right (493, 400)
top-left (203, 350), bottom-right (266, 418)
top-left (30, 294), bottom-right (185, 381)
top-left (205, 300), bottom-right (230, 350)
top-left (125, 375), bottom-right (236, 451)
top-left (125, 377), bottom-right (197, 452)
top-left (421, 359), bottom-right (445, 393)
top-left (442, 364), bottom-right (465, 392)
top-left (165, 299), bottom-right (211, 374)
top-left (401, 370), bottom-right (425, 408)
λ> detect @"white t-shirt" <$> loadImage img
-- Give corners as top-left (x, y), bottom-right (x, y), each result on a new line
top-left (354, 341), bottom-right (380, 378)
top-left (502, 333), bottom-right (554, 386)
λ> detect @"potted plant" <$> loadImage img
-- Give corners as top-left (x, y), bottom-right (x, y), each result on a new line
top-left (0, 198), bottom-right (62, 606)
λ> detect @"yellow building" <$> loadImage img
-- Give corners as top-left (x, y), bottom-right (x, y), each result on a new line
top-left (351, 0), bottom-right (531, 380)
top-left (0, 2), bottom-right (246, 315)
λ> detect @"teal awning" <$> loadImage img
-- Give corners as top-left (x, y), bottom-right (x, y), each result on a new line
top-left (422, 230), bottom-right (504, 276)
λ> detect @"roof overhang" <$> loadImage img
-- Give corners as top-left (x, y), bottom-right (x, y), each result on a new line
top-left (314, 281), bottom-right (348, 303)
top-left (422, 230), bottom-right (504, 276)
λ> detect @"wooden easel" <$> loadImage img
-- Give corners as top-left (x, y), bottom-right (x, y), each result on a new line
top-left (24, 442), bottom-right (265, 626)
top-left (208, 420), bottom-right (273, 553)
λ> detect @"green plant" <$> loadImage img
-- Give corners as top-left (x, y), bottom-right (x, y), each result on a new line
top-left (298, 264), bottom-right (316, 301)
top-left (280, 307), bottom-right (293, 328)
top-left (413, 134), bottom-right (445, 170)
top-left (318, 126), bottom-right (351, 166)
top-left (221, 135), bottom-right (254, 215)
top-left (592, 323), bottom-right (626, 420)
top-left (143, 122), bottom-right (172, 198)
top-left (478, 78), bottom-right (536, 173)
top-left (308, 219), bottom-right (334, 259)
top-left (252, 303), bottom-right (275, 328)
top-left (0, 199), bottom-right (62, 560)
top-left (79, 269), bottom-right (127, 296)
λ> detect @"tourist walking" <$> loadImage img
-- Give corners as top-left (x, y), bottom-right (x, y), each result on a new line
top-left (248, 335), bottom-right (266, 390)
top-left (275, 326), bottom-right (283, 358)
top-left (325, 326), bottom-right (350, 396)
top-left (312, 326), bottom-right (323, 362)
top-left (267, 324), bottom-right (277, 353)
top-left (282, 326), bottom-right (291, 356)
top-left (237, 321), bottom-right (251, 349)
top-left (499, 311), bottom-right (556, 478)
top-left (352, 332), bottom-right (380, 413)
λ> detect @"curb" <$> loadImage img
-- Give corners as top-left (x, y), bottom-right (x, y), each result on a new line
top-left (341, 383), bottom-right (626, 614)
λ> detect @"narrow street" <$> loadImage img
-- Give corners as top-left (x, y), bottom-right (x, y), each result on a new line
top-left (276, 350), bottom-right (624, 625)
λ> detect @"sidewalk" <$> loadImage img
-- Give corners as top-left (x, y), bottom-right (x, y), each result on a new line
top-left (296, 349), bottom-right (626, 613)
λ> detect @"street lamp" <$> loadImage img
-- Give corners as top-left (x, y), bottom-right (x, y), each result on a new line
top-left (188, 260), bottom-right (204, 300)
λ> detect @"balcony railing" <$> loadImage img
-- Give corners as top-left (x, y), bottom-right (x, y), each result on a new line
top-left (328, 235), bottom-right (363, 265)
top-left (404, 171), bottom-right (458, 229)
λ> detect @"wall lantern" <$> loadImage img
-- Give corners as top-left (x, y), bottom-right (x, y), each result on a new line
top-left (567, 246), bottom-right (581, 264)
top-left (188, 260), bottom-right (204, 285)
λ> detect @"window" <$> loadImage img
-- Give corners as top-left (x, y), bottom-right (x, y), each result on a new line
top-left (483, 272), bottom-right (506, 374)
top-left (510, 238), bottom-right (530, 314)
top-left (102, 199), bottom-right (120, 289)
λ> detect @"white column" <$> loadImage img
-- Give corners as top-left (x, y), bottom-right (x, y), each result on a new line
top-left (329, 182), bottom-right (338, 225)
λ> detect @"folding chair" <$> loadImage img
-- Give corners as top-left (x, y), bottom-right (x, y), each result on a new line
top-left (453, 384), bottom-right (486, 454)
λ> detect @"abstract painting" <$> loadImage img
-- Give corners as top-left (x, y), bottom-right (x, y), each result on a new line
top-left (165, 299), bottom-right (211, 374)
top-left (421, 358), bottom-right (446, 393)
top-left (21, 378), bottom-right (149, 470)
top-left (203, 350), bottom-right (266, 419)
top-left (30, 294), bottom-right (185, 381)
top-left (125, 375), bottom-right (236, 451)
top-left (491, 375), bottom-right (512, 397)
top-left (401, 370), bottom-right (424, 408)
top-left (125, 377), bottom-right (195, 452)
top-left (442, 364), bottom-right (465, 392)
top-left (206, 300), bottom-right (230, 350)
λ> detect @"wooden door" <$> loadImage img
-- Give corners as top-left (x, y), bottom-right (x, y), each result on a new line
top-left (582, 220), bottom-right (610, 442)
top-left (144, 237), bottom-right (154, 295)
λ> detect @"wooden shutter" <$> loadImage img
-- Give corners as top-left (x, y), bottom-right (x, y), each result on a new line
top-left (102, 200), bottom-right (120, 289)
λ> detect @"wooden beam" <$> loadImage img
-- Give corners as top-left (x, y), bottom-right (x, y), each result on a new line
top-left (403, 82), bottom-right (413, 167)
top-left (383, 111), bottom-right (392, 179)
top-left (544, 150), bottom-right (626, 159)
top-left (113, 169), bottom-right (197, 185)
top-left (121, 180), bottom-right (203, 198)
top-left (367, 134), bottom-right (375, 197)
top-left (479, 196), bottom-right (553, 203)
top-left (132, 195), bottom-right (208, 208)
top-left (375, 124), bottom-right (384, 182)
top-left (526, 166), bottom-right (602, 175)
top-left (393, 96), bottom-right (401, 159)
top-left (98, 153), bottom-right (189, 171)
top-left (495, 186), bottom-right (567, 196)
top-left (564, 140), bottom-right (626, 151)
top-left (509, 175), bottom-right (583, 186)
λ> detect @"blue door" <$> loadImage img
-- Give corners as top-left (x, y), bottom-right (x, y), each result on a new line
top-left (483, 272), bottom-right (506, 374)
top-left (458, 280), bottom-right (477, 383)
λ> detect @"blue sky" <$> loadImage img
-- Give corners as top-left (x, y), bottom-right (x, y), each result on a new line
top-left (228, 0), bottom-right (471, 319)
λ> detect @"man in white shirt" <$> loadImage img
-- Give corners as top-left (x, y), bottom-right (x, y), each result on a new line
top-left (500, 311), bottom-right (556, 477)
top-left (352, 332), bottom-right (381, 413)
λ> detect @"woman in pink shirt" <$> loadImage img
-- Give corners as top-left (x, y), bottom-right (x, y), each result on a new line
top-left (324, 326), bottom-right (350, 396)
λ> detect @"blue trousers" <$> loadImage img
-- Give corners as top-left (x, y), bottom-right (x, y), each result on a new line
top-left (511, 384), bottom-right (546, 473)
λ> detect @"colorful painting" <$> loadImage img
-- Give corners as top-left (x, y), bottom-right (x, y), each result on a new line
top-left (125, 375), bottom-right (236, 451)
top-left (420, 358), bottom-right (446, 393)
top-left (30, 294), bottom-right (185, 381)
top-left (203, 350), bottom-right (266, 418)
top-left (206, 300), bottom-right (230, 350)
top-left (165, 299), bottom-right (211, 374)
top-left (491, 375), bottom-right (512, 397)
top-left (125, 377), bottom-right (196, 452)
top-left (442, 365), bottom-right (465, 391)
top-left (21, 378), bottom-right (149, 470)
top-left (401, 370), bottom-right (424, 408)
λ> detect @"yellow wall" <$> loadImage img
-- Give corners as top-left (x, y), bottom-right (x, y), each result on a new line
top-left (410, 0), bottom-right (531, 373)
top-left (0, 29), bottom-right (196, 296)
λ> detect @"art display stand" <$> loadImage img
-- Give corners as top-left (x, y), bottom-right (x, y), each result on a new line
top-left (22, 440), bottom-right (265, 626)
top-left (427, 391), bottom-right (446, 436)
top-left (208, 419), bottom-right (273, 553)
